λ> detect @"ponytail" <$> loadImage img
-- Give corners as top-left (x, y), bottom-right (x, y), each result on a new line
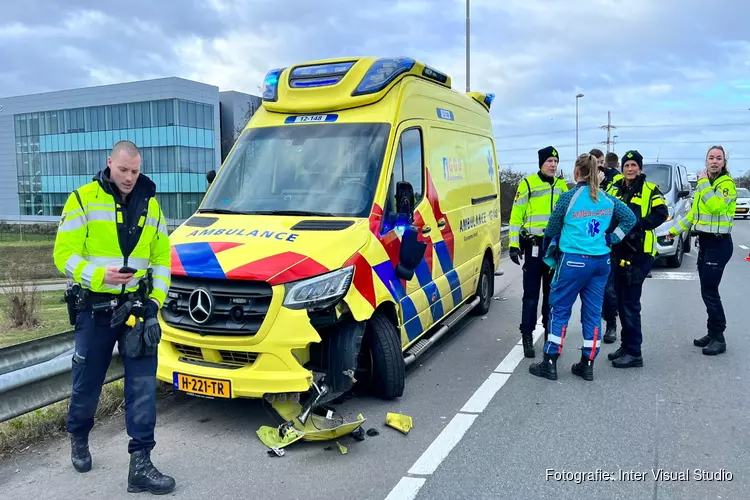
top-left (576, 153), bottom-right (600, 202)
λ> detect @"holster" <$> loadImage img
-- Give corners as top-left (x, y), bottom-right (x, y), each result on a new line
top-left (63, 284), bottom-right (86, 325)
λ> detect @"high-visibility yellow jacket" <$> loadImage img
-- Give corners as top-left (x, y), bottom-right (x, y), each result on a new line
top-left (669, 173), bottom-right (736, 237)
top-left (53, 169), bottom-right (171, 306)
top-left (606, 174), bottom-right (668, 257)
top-left (508, 172), bottom-right (568, 248)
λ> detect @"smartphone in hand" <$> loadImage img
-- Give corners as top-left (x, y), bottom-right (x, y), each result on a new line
top-left (119, 266), bottom-right (138, 274)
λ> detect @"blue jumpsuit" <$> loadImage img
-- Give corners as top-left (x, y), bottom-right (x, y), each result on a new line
top-left (530, 182), bottom-right (636, 380)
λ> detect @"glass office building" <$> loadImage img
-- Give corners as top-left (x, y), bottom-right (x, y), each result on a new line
top-left (14, 99), bottom-right (214, 219)
top-left (1, 77), bottom-right (259, 221)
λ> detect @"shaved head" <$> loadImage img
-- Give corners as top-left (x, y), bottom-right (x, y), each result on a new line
top-left (111, 140), bottom-right (141, 159)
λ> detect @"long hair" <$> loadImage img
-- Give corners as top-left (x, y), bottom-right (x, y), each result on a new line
top-left (706, 145), bottom-right (729, 176)
top-left (576, 153), bottom-right (600, 202)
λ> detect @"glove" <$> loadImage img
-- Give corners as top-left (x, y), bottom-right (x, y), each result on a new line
top-left (110, 300), bottom-right (133, 328)
top-left (144, 299), bottom-right (159, 319)
top-left (605, 233), bottom-right (614, 248)
top-left (509, 247), bottom-right (522, 265)
top-left (143, 316), bottom-right (162, 347)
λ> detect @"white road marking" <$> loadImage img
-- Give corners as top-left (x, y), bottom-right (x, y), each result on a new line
top-left (739, 245), bottom-right (749, 250)
top-left (385, 317), bottom-right (545, 499)
top-left (407, 413), bottom-right (478, 476)
top-left (460, 373), bottom-right (511, 413)
top-left (650, 272), bottom-right (698, 280)
top-left (495, 344), bottom-right (525, 373)
top-left (384, 478), bottom-right (426, 500)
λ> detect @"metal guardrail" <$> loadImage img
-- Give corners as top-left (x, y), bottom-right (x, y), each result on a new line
top-left (0, 330), bottom-right (124, 423)
top-left (0, 222), bottom-right (510, 424)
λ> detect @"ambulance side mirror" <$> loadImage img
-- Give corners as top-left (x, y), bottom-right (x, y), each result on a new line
top-left (396, 224), bottom-right (427, 281)
top-left (206, 170), bottom-right (216, 185)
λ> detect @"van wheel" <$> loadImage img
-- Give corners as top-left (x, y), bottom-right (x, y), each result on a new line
top-left (362, 313), bottom-right (404, 400)
top-left (666, 235), bottom-right (684, 268)
top-left (470, 256), bottom-right (493, 316)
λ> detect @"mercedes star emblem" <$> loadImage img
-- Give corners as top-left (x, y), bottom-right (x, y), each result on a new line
top-left (188, 288), bottom-right (213, 324)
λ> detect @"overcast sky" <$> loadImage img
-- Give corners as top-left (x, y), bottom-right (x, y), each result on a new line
top-left (1, 0), bottom-right (748, 176)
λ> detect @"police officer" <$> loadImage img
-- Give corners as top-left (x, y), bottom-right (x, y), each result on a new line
top-left (606, 150), bottom-right (669, 368)
top-left (600, 151), bottom-right (621, 342)
top-left (508, 146), bottom-right (569, 357)
top-left (529, 153), bottom-right (636, 381)
top-left (53, 140), bottom-right (175, 494)
top-left (667, 145), bottom-right (735, 355)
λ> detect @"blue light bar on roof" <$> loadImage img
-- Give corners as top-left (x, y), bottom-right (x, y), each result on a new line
top-left (262, 68), bottom-right (284, 101)
top-left (484, 93), bottom-right (495, 108)
top-left (352, 57), bottom-right (416, 96)
top-left (289, 61), bottom-right (356, 88)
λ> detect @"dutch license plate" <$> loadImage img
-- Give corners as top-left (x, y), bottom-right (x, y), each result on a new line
top-left (173, 373), bottom-right (231, 399)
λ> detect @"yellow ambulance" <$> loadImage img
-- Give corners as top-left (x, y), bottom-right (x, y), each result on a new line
top-left (156, 56), bottom-right (502, 406)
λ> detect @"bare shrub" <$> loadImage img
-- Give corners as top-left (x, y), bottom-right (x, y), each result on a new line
top-left (0, 274), bottom-right (41, 329)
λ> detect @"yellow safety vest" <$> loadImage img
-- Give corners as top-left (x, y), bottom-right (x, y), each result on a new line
top-left (53, 174), bottom-right (172, 306)
top-left (508, 173), bottom-right (568, 248)
top-left (607, 178), bottom-right (665, 256)
top-left (670, 174), bottom-right (736, 237)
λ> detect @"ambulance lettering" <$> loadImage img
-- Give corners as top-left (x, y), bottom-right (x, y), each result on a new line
top-left (186, 228), bottom-right (299, 242)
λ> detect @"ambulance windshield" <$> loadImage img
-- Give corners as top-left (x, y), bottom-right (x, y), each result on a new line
top-left (200, 123), bottom-right (390, 218)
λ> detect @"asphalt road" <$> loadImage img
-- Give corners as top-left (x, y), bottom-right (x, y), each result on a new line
top-left (1, 223), bottom-right (749, 500)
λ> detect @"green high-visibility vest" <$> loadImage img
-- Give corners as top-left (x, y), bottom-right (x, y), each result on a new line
top-left (508, 173), bottom-right (568, 248)
top-left (670, 174), bottom-right (736, 237)
top-left (53, 175), bottom-right (172, 306)
top-left (607, 178), bottom-right (666, 257)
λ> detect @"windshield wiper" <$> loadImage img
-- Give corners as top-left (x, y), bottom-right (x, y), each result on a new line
top-left (251, 210), bottom-right (338, 217)
top-left (197, 208), bottom-right (252, 215)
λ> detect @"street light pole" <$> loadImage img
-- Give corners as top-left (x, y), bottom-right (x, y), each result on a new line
top-left (466, 0), bottom-right (470, 92)
top-left (575, 93), bottom-right (584, 156)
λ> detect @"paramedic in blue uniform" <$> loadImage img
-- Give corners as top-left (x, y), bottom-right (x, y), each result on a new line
top-left (528, 153), bottom-right (636, 381)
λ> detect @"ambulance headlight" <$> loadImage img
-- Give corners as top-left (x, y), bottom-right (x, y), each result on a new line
top-left (283, 266), bottom-right (354, 311)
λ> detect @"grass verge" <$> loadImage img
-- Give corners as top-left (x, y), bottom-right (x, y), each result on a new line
top-left (0, 243), bottom-right (58, 282)
top-left (0, 290), bottom-right (71, 348)
top-left (0, 381), bottom-right (176, 459)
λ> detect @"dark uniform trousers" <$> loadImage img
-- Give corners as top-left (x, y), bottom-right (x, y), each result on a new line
top-left (601, 254), bottom-right (618, 323)
top-left (697, 234), bottom-right (733, 339)
top-left (520, 237), bottom-right (552, 335)
top-left (68, 306), bottom-right (158, 454)
top-left (614, 253), bottom-right (653, 357)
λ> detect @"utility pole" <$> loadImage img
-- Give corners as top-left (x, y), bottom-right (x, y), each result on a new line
top-left (465, 0), bottom-right (470, 92)
top-left (575, 93), bottom-right (584, 156)
top-left (600, 111), bottom-right (617, 152)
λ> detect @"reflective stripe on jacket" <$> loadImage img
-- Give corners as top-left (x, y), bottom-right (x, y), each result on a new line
top-left (508, 172), bottom-right (568, 247)
top-left (53, 171), bottom-right (171, 305)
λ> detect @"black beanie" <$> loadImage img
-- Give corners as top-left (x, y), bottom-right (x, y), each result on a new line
top-left (538, 146), bottom-right (559, 167)
top-left (622, 150), bottom-right (643, 169)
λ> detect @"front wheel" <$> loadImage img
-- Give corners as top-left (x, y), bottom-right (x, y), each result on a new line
top-left (362, 313), bottom-right (405, 400)
top-left (470, 256), bottom-right (493, 316)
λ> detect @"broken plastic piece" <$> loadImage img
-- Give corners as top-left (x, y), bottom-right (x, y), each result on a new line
top-left (336, 442), bottom-right (348, 455)
top-left (351, 427), bottom-right (365, 441)
top-left (265, 400), bottom-right (366, 443)
top-left (257, 425), bottom-right (304, 450)
top-left (267, 447), bottom-right (285, 457)
top-left (385, 413), bottom-right (413, 434)
top-left (366, 428), bottom-right (380, 437)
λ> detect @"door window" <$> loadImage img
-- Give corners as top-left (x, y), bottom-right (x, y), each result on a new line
top-left (383, 128), bottom-right (425, 229)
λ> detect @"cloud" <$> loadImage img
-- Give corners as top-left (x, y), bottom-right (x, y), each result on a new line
top-left (1, 0), bottom-right (749, 175)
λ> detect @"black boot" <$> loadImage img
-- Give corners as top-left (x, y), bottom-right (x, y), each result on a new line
top-left (612, 353), bottom-right (643, 368)
top-left (603, 320), bottom-right (617, 344)
top-left (607, 346), bottom-right (626, 361)
top-left (529, 353), bottom-right (558, 380)
top-left (70, 434), bottom-right (92, 473)
top-left (572, 354), bottom-right (594, 381)
top-left (127, 449), bottom-right (176, 495)
top-left (702, 332), bottom-right (726, 356)
top-left (522, 332), bottom-right (535, 358)
top-left (693, 334), bottom-right (712, 347)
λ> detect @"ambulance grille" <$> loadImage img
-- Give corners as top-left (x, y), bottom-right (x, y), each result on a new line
top-left (173, 343), bottom-right (203, 360)
top-left (162, 276), bottom-right (273, 336)
top-left (219, 350), bottom-right (258, 366)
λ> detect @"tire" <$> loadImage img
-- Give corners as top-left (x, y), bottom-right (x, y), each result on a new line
top-left (470, 256), bottom-right (493, 316)
top-left (666, 235), bottom-right (684, 268)
top-left (363, 313), bottom-right (405, 400)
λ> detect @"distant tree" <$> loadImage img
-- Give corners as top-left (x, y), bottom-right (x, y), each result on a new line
top-left (221, 100), bottom-right (258, 162)
top-left (499, 166), bottom-right (527, 222)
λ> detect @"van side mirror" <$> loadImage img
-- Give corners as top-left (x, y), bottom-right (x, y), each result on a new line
top-left (396, 181), bottom-right (415, 219)
top-left (678, 189), bottom-right (690, 199)
top-left (396, 224), bottom-right (427, 281)
top-left (206, 170), bottom-right (216, 184)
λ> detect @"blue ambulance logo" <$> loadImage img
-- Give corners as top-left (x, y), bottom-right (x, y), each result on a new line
top-left (487, 150), bottom-right (494, 182)
top-left (587, 219), bottom-right (600, 237)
